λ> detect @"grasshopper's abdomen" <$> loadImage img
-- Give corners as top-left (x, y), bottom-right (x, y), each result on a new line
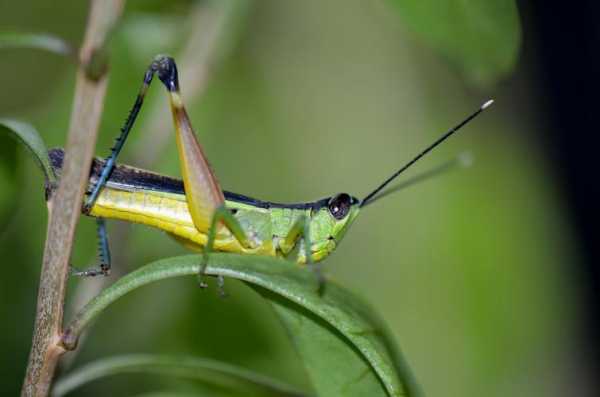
top-left (89, 186), bottom-right (276, 257)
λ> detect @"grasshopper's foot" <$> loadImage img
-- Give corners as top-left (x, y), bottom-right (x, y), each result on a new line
top-left (217, 275), bottom-right (227, 298)
top-left (197, 254), bottom-right (209, 289)
top-left (196, 256), bottom-right (227, 297)
top-left (70, 264), bottom-right (110, 277)
top-left (196, 269), bottom-right (227, 298)
top-left (196, 272), bottom-right (209, 289)
top-left (311, 263), bottom-right (326, 296)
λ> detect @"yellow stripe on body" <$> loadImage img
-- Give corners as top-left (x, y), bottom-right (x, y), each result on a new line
top-left (89, 186), bottom-right (274, 256)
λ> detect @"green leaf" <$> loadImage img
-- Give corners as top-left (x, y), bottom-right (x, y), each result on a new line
top-left (0, 119), bottom-right (56, 186)
top-left (0, 32), bottom-right (73, 56)
top-left (389, 0), bottom-right (521, 85)
top-left (52, 354), bottom-right (307, 397)
top-left (63, 254), bottom-right (421, 397)
top-left (262, 287), bottom-right (421, 397)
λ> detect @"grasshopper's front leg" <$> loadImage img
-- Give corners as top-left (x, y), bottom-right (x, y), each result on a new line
top-left (282, 215), bottom-right (326, 295)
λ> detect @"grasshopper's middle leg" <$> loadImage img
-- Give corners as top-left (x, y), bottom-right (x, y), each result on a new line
top-left (282, 215), bottom-right (326, 295)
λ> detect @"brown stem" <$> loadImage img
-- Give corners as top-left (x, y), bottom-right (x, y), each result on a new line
top-left (21, 1), bottom-right (123, 396)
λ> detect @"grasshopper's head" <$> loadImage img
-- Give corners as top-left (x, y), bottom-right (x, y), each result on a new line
top-left (307, 193), bottom-right (361, 262)
top-left (324, 193), bottom-right (362, 242)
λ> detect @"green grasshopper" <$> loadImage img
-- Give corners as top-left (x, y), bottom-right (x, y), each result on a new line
top-left (57, 55), bottom-right (492, 292)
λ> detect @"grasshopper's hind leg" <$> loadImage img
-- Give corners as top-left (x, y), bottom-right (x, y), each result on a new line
top-left (283, 215), bottom-right (326, 295)
top-left (151, 57), bottom-right (255, 295)
top-left (71, 218), bottom-right (111, 277)
top-left (201, 206), bottom-right (254, 296)
top-left (87, 55), bottom-right (251, 294)
top-left (84, 55), bottom-right (202, 214)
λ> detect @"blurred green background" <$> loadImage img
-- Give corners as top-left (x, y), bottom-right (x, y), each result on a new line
top-left (0, 0), bottom-right (588, 396)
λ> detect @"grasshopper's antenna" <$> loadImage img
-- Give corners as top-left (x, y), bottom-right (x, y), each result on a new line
top-left (361, 99), bottom-right (493, 207)
top-left (361, 151), bottom-right (473, 206)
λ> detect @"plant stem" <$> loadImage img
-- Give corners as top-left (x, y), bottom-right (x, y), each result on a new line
top-left (21, 1), bottom-right (123, 396)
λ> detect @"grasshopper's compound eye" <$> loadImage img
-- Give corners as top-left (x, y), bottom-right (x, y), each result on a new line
top-left (328, 193), bottom-right (352, 220)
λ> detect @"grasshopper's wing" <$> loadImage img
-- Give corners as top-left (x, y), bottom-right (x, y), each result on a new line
top-left (168, 92), bottom-right (225, 232)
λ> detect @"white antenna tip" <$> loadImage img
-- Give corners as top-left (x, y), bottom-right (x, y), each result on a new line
top-left (481, 99), bottom-right (494, 110)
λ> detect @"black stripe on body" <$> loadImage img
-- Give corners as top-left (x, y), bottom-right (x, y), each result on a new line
top-left (48, 149), bottom-right (331, 211)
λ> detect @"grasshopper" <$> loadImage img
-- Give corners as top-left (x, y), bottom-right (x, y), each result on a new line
top-left (55, 55), bottom-right (492, 292)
